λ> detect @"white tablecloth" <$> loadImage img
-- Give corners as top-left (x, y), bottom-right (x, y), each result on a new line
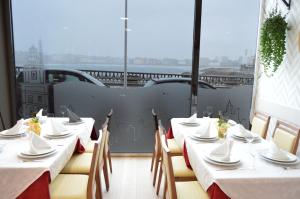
top-left (171, 118), bottom-right (300, 199)
top-left (0, 117), bottom-right (95, 199)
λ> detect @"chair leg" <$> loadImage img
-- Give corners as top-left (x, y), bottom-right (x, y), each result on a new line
top-left (152, 153), bottom-right (160, 186)
top-left (156, 160), bottom-right (163, 195)
top-left (103, 159), bottom-right (110, 191)
top-left (162, 178), bottom-right (167, 199)
top-left (150, 150), bottom-right (155, 171)
top-left (108, 149), bottom-right (113, 173)
top-left (95, 168), bottom-right (102, 199)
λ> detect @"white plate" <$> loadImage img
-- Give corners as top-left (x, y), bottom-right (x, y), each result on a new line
top-left (231, 134), bottom-right (260, 142)
top-left (18, 149), bottom-right (57, 159)
top-left (260, 155), bottom-right (300, 165)
top-left (63, 120), bottom-right (84, 125)
top-left (259, 150), bottom-right (298, 163)
top-left (191, 133), bottom-right (217, 139)
top-left (178, 121), bottom-right (201, 126)
top-left (189, 135), bottom-right (218, 141)
top-left (204, 156), bottom-right (241, 166)
top-left (44, 133), bottom-right (73, 139)
top-left (0, 132), bottom-right (25, 138)
top-left (206, 154), bottom-right (240, 164)
top-left (232, 130), bottom-right (259, 139)
top-left (46, 130), bottom-right (71, 137)
top-left (21, 147), bottom-right (55, 156)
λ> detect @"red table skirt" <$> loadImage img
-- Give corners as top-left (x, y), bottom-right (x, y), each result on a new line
top-left (168, 126), bottom-right (230, 199)
top-left (17, 127), bottom-right (96, 198)
top-left (17, 171), bottom-right (51, 199)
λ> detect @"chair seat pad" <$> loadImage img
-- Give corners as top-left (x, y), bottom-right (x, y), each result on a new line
top-left (61, 153), bottom-right (93, 174)
top-left (172, 156), bottom-right (195, 178)
top-left (167, 139), bottom-right (182, 154)
top-left (85, 141), bottom-right (96, 153)
top-left (176, 181), bottom-right (209, 199)
top-left (50, 174), bottom-right (88, 199)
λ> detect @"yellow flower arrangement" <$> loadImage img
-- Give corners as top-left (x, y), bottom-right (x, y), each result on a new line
top-left (27, 117), bottom-right (41, 136)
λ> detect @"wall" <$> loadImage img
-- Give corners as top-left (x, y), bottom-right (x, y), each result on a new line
top-left (0, 2), bottom-right (12, 130)
top-left (253, 0), bottom-right (300, 144)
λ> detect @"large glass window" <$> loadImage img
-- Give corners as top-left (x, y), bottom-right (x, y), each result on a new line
top-left (12, 0), bottom-right (260, 152)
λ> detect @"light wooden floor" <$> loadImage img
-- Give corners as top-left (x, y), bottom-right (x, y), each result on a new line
top-left (102, 157), bottom-right (164, 199)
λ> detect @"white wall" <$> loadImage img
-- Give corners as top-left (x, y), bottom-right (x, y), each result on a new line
top-left (253, 0), bottom-right (300, 142)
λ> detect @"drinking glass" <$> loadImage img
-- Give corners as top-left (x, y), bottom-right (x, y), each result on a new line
top-left (60, 105), bottom-right (67, 117)
top-left (245, 133), bottom-right (255, 169)
top-left (206, 106), bottom-right (214, 117)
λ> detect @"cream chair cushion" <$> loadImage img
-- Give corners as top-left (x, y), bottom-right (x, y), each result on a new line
top-left (251, 117), bottom-right (267, 138)
top-left (273, 128), bottom-right (296, 153)
top-left (176, 181), bottom-right (209, 199)
top-left (167, 139), bottom-right (182, 154)
top-left (61, 153), bottom-right (93, 174)
top-left (85, 141), bottom-right (96, 153)
top-left (172, 156), bottom-right (195, 178)
top-left (50, 174), bottom-right (88, 199)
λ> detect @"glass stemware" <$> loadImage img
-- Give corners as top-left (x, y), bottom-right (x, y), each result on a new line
top-left (60, 105), bottom-right (67, 117)
top-left (245, 133), bottom-right (255, 169)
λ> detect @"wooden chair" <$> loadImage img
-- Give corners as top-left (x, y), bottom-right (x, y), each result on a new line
top-left (151, 109), bottom-right (159, 172)
top-left (251, 112), bottom-right (270, 139)
top-left (157, 122), bottom-right (196, 196)
top-left (161, 134), bottom-right (209, 199)
top-left (50, 126), bottom-right (104, 199)
top-left (273, 120), bottom-right (300, 154)
top-left (0, 111), bottom-right (5, 130)
top-left (106, 109), bottom-right (113, 173)
top-left (86, 110), bottom-right (113, 174)
top-left (61, 121), bottom-right (110, 192)
top-left (151, 110), bottom-right (182, 186)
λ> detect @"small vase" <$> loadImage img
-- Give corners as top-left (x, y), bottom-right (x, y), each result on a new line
top-left (28, 122), bottom-right (41, 136)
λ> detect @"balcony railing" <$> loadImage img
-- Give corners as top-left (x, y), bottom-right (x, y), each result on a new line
top-left (15, 66), bottom-right (254, 87)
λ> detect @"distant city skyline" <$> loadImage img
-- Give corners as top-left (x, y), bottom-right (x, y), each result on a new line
top-left (12, 0), bottom-right (260, 60)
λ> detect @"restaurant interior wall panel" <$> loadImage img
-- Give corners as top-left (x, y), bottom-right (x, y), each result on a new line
top-left (255, 0), bottom-right (300, 143)
top-left (0, 1), bottom-right (12, 130)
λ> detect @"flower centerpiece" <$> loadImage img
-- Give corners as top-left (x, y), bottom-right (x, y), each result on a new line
top-left (27, 117), bottom-right (41, 136)
top-left (217, 114), bottom-right (229, 139)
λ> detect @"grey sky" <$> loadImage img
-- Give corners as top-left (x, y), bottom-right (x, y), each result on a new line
top-left (12, 0), bottom-right (260, 60)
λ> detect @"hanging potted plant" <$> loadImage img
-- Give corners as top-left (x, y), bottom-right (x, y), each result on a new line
top-left (259, 8), bottom-right (288, 76)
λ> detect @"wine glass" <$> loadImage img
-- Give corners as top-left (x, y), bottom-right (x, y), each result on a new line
top-left (245, 132), bottom-right (255, 169)
top-left (206, 106), bottom-right (214, 118)
top-left (60, 105), bottom-right (67, 117)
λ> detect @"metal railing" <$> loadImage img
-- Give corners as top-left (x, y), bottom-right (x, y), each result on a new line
top-left (15, 66), bottom-right (254, 87)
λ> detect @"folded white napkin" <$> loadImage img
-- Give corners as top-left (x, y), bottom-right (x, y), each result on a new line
top-left (194, 118), bottom-right (211, 138)
top-left (186, 113), bottom-right (197, 123)
top-left (36, 109), bottom-right (47, 123)
top-left (36, 109), bottom-right (43, 118)
top-left (29, 133), bottom-right (52, 154)
top-left (210, 139), bottom-right (234, 161)
top-left (67, 109), bottom-right (81, 123)
top-left (50, 118), bottom-right (68, 135)
top-left (3, 119), bottom-right (24, 135)
top-left (235, 124), bottom-right (252, 137)
top-left (267, 140), bottom-right (290, 161)
top-left (227, 119), bottom-right (237, 126)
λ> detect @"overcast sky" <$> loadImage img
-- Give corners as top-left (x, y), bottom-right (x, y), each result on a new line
top-left (12, 0), bottom-right (260, 60)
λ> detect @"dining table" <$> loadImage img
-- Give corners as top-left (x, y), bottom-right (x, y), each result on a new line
top-left (0, 117), bottom-right (95, 199)
top-left (171, 117), bottom-right (300, 199)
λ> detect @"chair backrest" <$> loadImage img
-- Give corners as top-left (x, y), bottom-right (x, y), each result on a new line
top-left (0, 111), bottom-right (5, 130)
top-left (87, 127), bottom-right (104, 199)
top-left (152, 109), bottom-right (159, 131)
top-left (273, 120), bottom-right (300, 154)
top-left (103, 117), bottom-right (110, 154)
top-left (251, 112), bottom-right (270, 139)
top-left (161, 134), bottom-right (177, 199)
top-left (107, 109), bottom-right (113, 131)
